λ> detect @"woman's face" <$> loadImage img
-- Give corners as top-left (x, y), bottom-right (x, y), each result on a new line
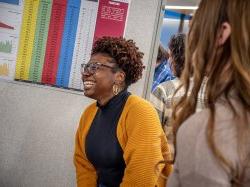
top-left (81, 53), bottom-right (118, 102)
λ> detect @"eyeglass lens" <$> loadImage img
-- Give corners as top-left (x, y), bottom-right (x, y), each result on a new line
top-left (82, 63), bottom-right (98, 74)
top-left (81, 62), bottom-right (116, 74)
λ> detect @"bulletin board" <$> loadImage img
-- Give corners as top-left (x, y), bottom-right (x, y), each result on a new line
top-left (0, 0), bottom-right (130, 91)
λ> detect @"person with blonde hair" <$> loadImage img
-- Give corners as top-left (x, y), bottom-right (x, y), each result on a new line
top-left (167, 0), bottom-right (250, 186)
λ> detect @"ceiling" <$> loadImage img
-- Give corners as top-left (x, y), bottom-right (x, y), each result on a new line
top-left (165, 0), bottom-right (200, 6)
top-left (164, 0), bottom-right (200, 14)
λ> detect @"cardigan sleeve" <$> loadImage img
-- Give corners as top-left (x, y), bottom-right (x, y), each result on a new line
top-left (120, 100), bottom-right (172, 187)
top-left (74, 111), bottom-right (97, 187)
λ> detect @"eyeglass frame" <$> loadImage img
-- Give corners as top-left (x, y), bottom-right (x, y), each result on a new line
top-left (81, 62), bottom-right (119, 75)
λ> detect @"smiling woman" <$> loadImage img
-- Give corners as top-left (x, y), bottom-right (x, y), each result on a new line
top-left (81, 52), bottom-right (121, 105)
top-left (74, 36), bottom-right (172, 187)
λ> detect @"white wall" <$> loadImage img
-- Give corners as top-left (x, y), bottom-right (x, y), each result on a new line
top-left (0, 0), bottom-right (162, 186)
top-left (125, 0), bottom-right (161, 95)
top-left (0, 80), bottom-right (91, 187)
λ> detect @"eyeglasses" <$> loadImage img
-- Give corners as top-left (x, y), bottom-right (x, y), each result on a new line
top-left (81, 62), bottom-right (116, 74)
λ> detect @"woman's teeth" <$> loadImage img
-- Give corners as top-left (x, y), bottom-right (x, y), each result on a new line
top-left (83, 81), bottom-right (95, 89)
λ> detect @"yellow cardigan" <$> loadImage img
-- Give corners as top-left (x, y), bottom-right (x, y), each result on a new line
top-left (74, 95), bottom-right (172, 187)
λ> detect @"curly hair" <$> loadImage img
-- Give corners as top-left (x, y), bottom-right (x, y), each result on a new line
top-left (168, 33), bottom-right (186, 78)
top-left (92, 36), bottom-right (145, 86)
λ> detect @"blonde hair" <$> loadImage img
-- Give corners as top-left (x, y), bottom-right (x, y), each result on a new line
top-left (171, 0), bottom-right (250, 185)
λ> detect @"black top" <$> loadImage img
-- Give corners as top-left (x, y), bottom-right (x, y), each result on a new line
top-left (85, 90), bottom-right (130, 187)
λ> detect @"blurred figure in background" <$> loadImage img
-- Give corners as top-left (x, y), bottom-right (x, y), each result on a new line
top-left (151, 44), bottom-right (175, 92)
top-left (150, 33), bottom-right (186, 154)
top-left (167, 0), bottom-right (250, 186)
top-left (151, 33), bottom-right (207, 155)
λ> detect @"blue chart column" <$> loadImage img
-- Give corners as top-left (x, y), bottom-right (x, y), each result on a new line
top-left (69, 0), bottom-right (99, 90)
top-left (56, 0), bottom-right (80, 87)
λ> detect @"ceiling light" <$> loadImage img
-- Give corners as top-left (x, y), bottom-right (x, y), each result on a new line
top-left (165, 5), bottom-right (198, 10)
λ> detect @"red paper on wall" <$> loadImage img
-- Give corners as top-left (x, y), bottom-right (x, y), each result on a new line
top-left (93, 0), bottom-right (129, 42)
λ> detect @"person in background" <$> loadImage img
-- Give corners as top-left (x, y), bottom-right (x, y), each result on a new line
top-left (151, 44), bottom-right (175, 92)
top-left (151, 33), bottom-right (207, 154)
top-left (167, 0), bottom-right (250, 186)
top-left (150, 34), bottom-right (185, 153)
top-left (74, 36), bottom-right (172, 187)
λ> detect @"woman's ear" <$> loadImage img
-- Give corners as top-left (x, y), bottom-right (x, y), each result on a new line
top-left (218, 22), bottom-right (231, 46)
top-left (115, 70), bottom-right (126, 84)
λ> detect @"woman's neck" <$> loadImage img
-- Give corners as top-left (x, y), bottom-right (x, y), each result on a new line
top-left (97, 94), bottom-right (115, 106)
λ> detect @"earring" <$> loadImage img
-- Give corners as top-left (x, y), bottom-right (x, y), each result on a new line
top-left (113, 84), bottom-right (120, 95)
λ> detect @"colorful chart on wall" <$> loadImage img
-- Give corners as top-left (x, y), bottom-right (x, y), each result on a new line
top-left (0, 0), bottom-right (19, 5)
top-left (0, 0), bottom-right (130, 91)
top-left (0, 1), bottom-right (23, 80)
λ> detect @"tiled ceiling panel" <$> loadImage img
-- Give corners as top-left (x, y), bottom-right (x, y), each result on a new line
top-left (164, 0), bottom-right (200, 14)
top-left (165, 0), bottom-right (200, 6)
